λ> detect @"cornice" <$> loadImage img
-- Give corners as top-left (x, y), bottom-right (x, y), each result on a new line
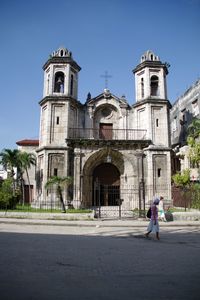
top-left (133, 61), bottom-right (168, 75)
top-left (38, 96), bottom-right (83, 108)
top-left (65, 138), bottom-right (151, 149)
top-left (132, 98), bottom-right (172, 109)
top-left (43, 56), bottom-right (81, 72)
top-left (36, 146), bottom-right (69, 153)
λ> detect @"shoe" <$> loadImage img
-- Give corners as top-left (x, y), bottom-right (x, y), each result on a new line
top-left (156, 233), bottom-right (160, 240)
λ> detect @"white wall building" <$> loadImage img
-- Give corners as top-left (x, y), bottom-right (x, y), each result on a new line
top-left (0, 164), bottom-right (7, 180)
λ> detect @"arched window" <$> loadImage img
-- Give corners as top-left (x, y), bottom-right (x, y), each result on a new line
top-left (54, 72), bottom-right (64, 93)
top-left (70, 74), bottom-right (74, 96)
top-left (150, 75), bottom-right (159, 96)
top-left (141, 78), bottom-right (144, 98)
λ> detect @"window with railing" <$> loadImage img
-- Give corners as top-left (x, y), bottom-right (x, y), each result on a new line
top-left (68, 128), bottom-right (147, 140)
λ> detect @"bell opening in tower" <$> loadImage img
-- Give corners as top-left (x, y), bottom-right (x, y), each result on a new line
top-left (150, 75), bottom-right (159, 96)
top-left (54, 72), bottom-right (64, 93)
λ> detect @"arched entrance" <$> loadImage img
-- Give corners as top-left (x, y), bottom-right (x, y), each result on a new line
top-left (93, 163), bottom-right (120, 206)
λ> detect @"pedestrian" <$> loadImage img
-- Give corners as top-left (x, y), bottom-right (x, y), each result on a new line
top-left (159, 196), bottom-right (166, 222)
top-left (145, 197), bottom-right (160, 240)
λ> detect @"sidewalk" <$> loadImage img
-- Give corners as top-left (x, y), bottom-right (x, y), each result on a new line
top-left (0, 211), bottom-right (200, 227)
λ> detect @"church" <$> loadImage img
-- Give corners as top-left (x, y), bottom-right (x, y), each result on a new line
top-left (23, 47), bottom-right (173, 213)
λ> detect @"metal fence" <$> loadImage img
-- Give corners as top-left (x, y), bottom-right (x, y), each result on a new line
top-left (1, 184), bottom-right (172, 219)
top-left (172, 185), bottom-right (200, 210)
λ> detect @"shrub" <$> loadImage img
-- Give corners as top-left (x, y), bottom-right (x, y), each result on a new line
top-left (0, 179), bottom-right (19, 209)
top-left (191, 183), bottom-right (200, 210)
top-left (172, 169), bottom-right (190, 187)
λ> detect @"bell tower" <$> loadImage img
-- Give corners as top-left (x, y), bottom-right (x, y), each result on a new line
top-left (132, 50), bottom-right (172, 203)
top-left (133, 50), bottom-right (168, 102)
top-left (36, 47), bottom-right (81, 206)
top-left (39, 47), bottom-right (81, 148)
top-left (132, 50), bottom-right (171, 146)
top-left (43, 47), bottom-right (81, 99)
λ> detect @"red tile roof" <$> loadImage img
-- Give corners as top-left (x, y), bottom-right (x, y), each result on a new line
top-left (16, 139), bottom-right (39, 146)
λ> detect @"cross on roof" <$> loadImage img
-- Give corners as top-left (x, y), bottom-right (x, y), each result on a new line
top-left (100, 71), bottom-right (112, 89)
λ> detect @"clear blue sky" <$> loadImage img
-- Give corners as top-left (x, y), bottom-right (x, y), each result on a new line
top-left (0, 0), bottom-right (199, 151)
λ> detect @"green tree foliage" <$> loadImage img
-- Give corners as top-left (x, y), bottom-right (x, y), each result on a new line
top-left (183, 118), bottom-right (200, 209)
top-left (45, 176), bottom-right (73, 213)
top-left (0, 149), bottom-right (36, 204)
top-left (0, 179), bottom-right (19, 209)
top-left (187, 118), bottom-right (200, 167)
top-left (191, 183), bottom-right (200, 210)
top-left (18, 152), bottom-right (36, 202)
top-left (187, 118), bottom-right (200, 141)
top-left (172, 169), bottom-right (191, 187)
top-left (0, 149), bottom-right (21, 195)
top-left (188, 142), bottom-right (200, 168)
top-left (0, 149), bottom-right (20, 178)
top-left (172, 169), bottom-right (191, 210)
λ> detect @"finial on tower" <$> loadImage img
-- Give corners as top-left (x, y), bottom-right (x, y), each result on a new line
top-left (140, 50), bottom-right (160, 63)
top-left (52, 47), bottom-right (72, 58)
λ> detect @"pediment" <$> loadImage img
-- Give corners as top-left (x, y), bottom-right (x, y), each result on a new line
top-left (86, 89), bottom-right (129, 107)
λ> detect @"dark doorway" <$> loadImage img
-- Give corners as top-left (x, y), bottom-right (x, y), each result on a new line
top-left (24, 185), bottom-right (33, 203)
top-left (93, 163), bottom-right (120, 206)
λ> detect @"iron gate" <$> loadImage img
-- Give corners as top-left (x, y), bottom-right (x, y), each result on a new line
top-left (93, 182), bottom-right (145, 219)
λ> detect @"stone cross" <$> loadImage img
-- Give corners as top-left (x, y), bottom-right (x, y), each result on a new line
top-left (101, 71), bottom-right (112, 89)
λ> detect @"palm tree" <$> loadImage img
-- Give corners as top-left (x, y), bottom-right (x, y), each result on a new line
top-left (45, 176), bottom-right (73, 213)
top-left (0, 149), bottom-right (20, 178)
top-left (0, 149), bottom-right (21, 194)
top-left (18, 152), bottom-right (36, 203)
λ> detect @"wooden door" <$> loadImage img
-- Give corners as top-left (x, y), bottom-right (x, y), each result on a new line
top-left (99, 123), bottom-right (113, 140)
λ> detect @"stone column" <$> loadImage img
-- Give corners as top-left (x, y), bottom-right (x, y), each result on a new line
top-left (73, 148), bottom-right (82, 208)
top-left (134, 150), bottom-right (146, 215)
top-left (88, 105), bottom-right (94, 138)
top-left (166, 151), bottom-right (172, 202)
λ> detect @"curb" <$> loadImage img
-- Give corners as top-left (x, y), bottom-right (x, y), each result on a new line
top-left (1, 217), bottom-right (200, 228)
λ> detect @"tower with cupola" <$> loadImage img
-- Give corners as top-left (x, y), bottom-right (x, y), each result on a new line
top-left (133, 50), bottom-right (172, 200)
top-left (39, 47), bottom-right (81, 148)
top-left (134, 50), bottom-right (168, 102)
top-left (133, 50), bottom-right (170, 146)
top-left (43, 47), bottom-right (80, 100)
top-left (36, 47), bottom-right (81, 206)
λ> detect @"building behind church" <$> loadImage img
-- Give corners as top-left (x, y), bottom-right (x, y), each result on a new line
top-left (171, 79), bottom-right (200, 180)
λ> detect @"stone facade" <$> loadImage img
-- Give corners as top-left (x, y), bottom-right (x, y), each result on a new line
top-left (34, 47), bottom-right (172, 210)
top-left (171, 79), bottom-right (200, 148)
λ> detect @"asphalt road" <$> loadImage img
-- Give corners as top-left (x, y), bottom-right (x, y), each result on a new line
top-left (0, 223), bottom-right (200, 300)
